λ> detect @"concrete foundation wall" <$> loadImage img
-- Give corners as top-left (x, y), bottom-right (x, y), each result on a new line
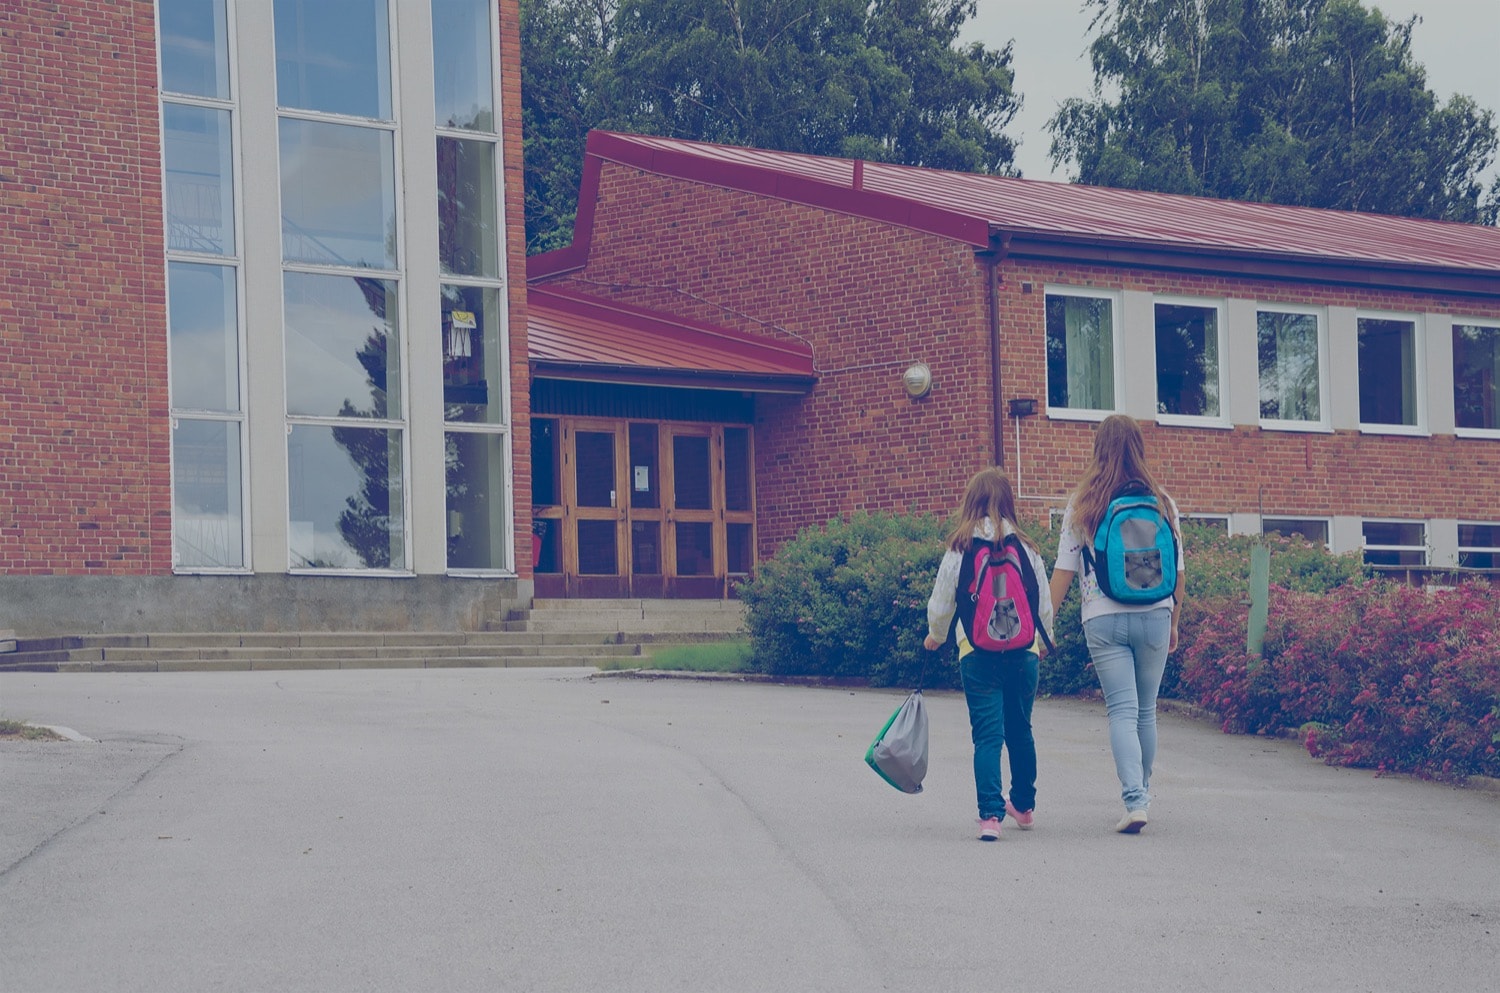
top-left (0, 575), bottom-right (530, 638)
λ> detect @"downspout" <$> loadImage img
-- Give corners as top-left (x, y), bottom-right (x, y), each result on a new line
top-left (980, 232), bottom-right (1011, 467)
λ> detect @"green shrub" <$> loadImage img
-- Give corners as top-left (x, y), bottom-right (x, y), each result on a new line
top-left (737, 512), bottom-right (958, 688)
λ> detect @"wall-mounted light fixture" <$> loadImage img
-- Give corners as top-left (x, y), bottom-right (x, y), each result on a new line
top-left (902, 363), bottom-right (933, 399)
top-left (1008, 397), bottom-right (1038, 418)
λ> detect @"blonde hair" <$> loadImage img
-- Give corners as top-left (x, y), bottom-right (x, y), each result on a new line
top-left (946, 467), bottom-right (1037, 554)
top-left (1069, 414), bottom-right (1176, 538)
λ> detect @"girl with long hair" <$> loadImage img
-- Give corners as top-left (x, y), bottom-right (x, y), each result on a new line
top-left (1050, 414), bottom-right (1185, 833)
top-left (925, 467), bottom-right (1054, 841)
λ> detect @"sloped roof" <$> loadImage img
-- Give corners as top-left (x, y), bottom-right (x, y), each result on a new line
top-left (528, 284), bottom-right (817, 394)
top-left (530, 129), bottom-right (1500, 296)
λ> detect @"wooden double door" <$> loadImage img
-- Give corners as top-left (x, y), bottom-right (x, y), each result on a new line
top-left (532, 417), bottom-right (755, 597)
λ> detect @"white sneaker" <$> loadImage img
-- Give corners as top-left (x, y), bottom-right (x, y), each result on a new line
top-left (1115, 809), bottom-right (1148, 834)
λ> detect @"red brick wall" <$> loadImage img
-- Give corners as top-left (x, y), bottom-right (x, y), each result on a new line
top-left (568, 163), bottom-right (1500, 550)
top-left (498, 0), bottom-right (533, 577)
top-left (0, 2), bottom-right (170, 574)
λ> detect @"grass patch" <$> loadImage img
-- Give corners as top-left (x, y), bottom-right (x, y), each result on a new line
top-left (601, 640), bottom-right (753, 673)
top-left (0, 719), bottom-right (65, 741)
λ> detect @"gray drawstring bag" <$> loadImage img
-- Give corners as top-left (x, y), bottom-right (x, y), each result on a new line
top-left (864, 690), bottom-right (929, 793)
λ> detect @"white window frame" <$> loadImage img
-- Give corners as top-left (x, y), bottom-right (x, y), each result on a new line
top-left (1255, 303), bottom-right (1331, 433)
top-left (1452, 319), bottom-right (1500, 440)
top-left (1261, 516), bottom-right (1332, 550)
top-left (1356, 310), bottom-right (1427, 437)
top-left (159, 0), bottom-right (252, 575)
top-left (1043, 286), bottom-right (1122, 422)
top-left (1153, 295), bottom-right (1229, 428)
top-left (1362, 518), bottom-right (1428, 567)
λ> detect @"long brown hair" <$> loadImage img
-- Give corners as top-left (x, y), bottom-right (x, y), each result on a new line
top-left (1069, 414), bottom-right (1175, 538)
top-left (946, 467), bottom-right (1037, 554)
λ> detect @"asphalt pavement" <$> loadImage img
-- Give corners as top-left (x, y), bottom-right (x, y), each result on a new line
top-left (1, 667), bottom-right (1497, 993)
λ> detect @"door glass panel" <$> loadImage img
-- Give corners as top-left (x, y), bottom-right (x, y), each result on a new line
top-left (577, 520), bottom-right (618, 574)
top-left (274, 0), bottom-right (392, 120)
top-left (444, 430), bottom-right (506, 570)
top-left (632, 521), bottom-right (661, 575)
top-left (440, 284), bottom-right (502, 423)
top-left (575, 431), bottom-right (616, 508)
top-left (283, 272), bottom-right (401, 419)
top-left (287, 423), bottom-right (405, 570)
top-left (169, 262), bottom-right (239, 413)
top-left (531, 419), bottom-right (560, 506)
top-left (172, 418), bottom-right (243, 569)
top-left (676, 522), bottom-right (713, 576)
top-left (431, 0), bottom-right (495, 131)
top-left (163, 104), bottom-right (235, 255)
top-left (278, 119), bottom-right (397, 268)
top-left (673, 435), bottom-right (711, 510)
top-left (533, 518), bottom-right (560, 573)
top-left (724, 427), bottom-right (751, 511)
top-left (628, 424), bottom-right (659, 509)
top-left (727, 522), bottom-right (753, 575)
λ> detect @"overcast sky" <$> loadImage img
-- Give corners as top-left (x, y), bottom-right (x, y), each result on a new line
top-left (961, 0), bottom-right (1500, 184)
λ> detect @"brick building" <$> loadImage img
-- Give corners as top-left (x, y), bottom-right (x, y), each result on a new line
top-left (525, 130), bottom-right (1500, 594)
top-left (1, 1), bottom-right (532, 634)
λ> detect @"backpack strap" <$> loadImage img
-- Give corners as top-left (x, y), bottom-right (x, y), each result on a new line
top-left (1003, 534), bottom-right (1055, 654)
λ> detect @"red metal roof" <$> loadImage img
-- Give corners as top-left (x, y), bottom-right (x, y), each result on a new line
top-left (527, 285), bottom-right (816, 393)
top-left (530, 130), bottom-right (1500, 290)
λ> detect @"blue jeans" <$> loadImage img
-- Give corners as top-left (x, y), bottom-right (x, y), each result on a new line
top-left (959, 649), bottom-right (1039, 821)
top-left (1084, 609), bottom-right (1172, 811)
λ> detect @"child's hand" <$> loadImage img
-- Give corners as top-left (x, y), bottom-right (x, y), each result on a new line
top-left (923, 634), bottom-right (942, 651)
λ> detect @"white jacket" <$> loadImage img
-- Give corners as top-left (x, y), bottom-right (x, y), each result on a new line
top-left (927, 516), bottom-right (1055, 649)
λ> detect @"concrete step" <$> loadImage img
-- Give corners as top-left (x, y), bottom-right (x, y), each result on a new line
top-left (495, 599), bottom-right (747, 636)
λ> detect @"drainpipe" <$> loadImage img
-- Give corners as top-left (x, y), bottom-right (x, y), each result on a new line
top-left (979, 233), bottom-right (1011, 467)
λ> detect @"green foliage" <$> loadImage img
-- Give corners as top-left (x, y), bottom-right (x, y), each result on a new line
top-left (1049, 0), bottom-right (1499, 223)
top-left (737, 512), bottom-right (956, 688)
top-left (519, 0), bottom-right (1020, 253)
top-left (620, 640), bottom-right (754, 672)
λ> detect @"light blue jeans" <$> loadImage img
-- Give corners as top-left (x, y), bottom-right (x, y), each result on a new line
top-left (1083, 608), bottom-right (1172, 812)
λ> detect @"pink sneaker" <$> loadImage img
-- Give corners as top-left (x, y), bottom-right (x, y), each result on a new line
top-left (978, 816), bottom-right (1002, 841)
top-left (1005, 800), bottom-right (1034, 830)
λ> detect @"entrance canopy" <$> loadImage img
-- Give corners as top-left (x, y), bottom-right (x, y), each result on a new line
top-left (528, 285), bottom-right (817, 394)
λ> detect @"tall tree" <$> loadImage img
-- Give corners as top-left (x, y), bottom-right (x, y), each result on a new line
top-left (1048, 0), bottom-right (1499, 223)
top-left (520, 0), bottom-right (1020, 253)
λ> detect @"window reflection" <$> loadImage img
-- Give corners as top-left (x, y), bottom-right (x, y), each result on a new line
top-left (445, 431), bottom-right (507, 569)
top-left (288, 423), bottom-right (404, 569)
top-left (431, 0), bottom-right (494, 130)
top-left (279, 118), bottom-right (397, 269)
top-left (274, 0), bottom-right (392, 120)
top-left (437, 137), bottom-right (498, 278)
top-left (1257, 311), bottom-right (1321, 422)
top-left (441, 284), bottom-right (501, 423)
top-left (284, 272), bottom-right (401, 419)
top-left (164, 104), bottom-right (235, 255)
top-left (169, 262), bottom-right (239, 412)
top-left (1155, 303), bottom-right (1220, 417)
top-left (159, 0), bottom-right (229, 99)
top-left (172, 419), bottom-right (244, 569)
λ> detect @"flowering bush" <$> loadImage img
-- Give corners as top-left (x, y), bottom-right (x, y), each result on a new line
top-left (1180, 580), bottom-right (1500, 782)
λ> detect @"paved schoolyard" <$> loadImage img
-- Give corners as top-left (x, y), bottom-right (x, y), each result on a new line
top-left (1, 667), bottom-right (1497, 993)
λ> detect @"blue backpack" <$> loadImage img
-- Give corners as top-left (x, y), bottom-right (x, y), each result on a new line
top-left (1082, 483), bottom-right (1179, 605)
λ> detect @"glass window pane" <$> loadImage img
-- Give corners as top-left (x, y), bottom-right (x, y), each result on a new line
top-left (724, 428), bottom-right (751, 511)
top-left (727, 522), bottom-right (754, 574)
top-left (1358, 318), bottom-right (1418, 426)
top-left (1363, 521), bottom-right (1424, 547)
top-left (1045, 294), bottom-right (1114, 410)
top-left (441, 284), bottom-right (503, 423)
top-left (1459, 523), bottom-right (1499, 547)
top-left (533, 518), bottom-right (560, 572)
top-left (574, 431), bottom-right (616, 508)
top-left (1263, 518), bottom-right (1329, 545)
top-left (1155, 303), bottom-right (1220, 417)
top-left (288, 423), bottom-right (405, 569)
top-left (431, 0), bottom-right (495, 131)
top-left (531, 419), bottom-right (560, 506)
top-left (1257, 311), bottom-right (1321, 422)
top-left (1453, 323), bottom-right (1500, 431)
top-left (279, 119), bottom-right (397, 269)
top-left (675, 522), bottom-right (713, 576)
top-left (445, 430), bottom-right (507, 570)
top-left (437, 137), bottom-right (498, 278)
top-left (577, 520), bottom-right (618, 575)
top-left (631, 521), bottom-right (661, 575)
top-left (164, 104), bottom-right (235, 255)
top-left (274, 0), bottom-right (391, 119)
top-left (673, 436), bottom-right (711, 510)
top-left (283, 272), bottom-right (401, 419)
top-left (172, 418), bottom-right (243, 569)
top-left (628, 424), bottom-right (659, 510)
top-left (169, 262), bottom-right (239, 413)
top-left (159, 0), bottom-right (230, 99)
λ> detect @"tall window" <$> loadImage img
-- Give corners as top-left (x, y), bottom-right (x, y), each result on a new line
top-left (1155, 301), bottom-right (1223, 420)
top-left (275, 0), bottom-right (407, 571)
top-left (1453, 322), bottom-right (1500, 433)
top-left (160, 0), bottom-right (247, 570)
top-left (1358, 315), bottom-right (1420, 429)
top-left (1257, 308), bottom-right (1324, 426)
top-left (1044, 290), bottom-right (1115, 414)
top-left (436, 0), bottom-right (509, 571)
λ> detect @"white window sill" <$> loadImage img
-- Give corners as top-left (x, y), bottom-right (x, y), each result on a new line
top-left (1155, 414), bottom-right (1233, 430)
top-left (1258, 420), bottom-right (1334, 434)
top-left (1358, 424), bottom-right (1430, 438)
top-left (1045, 408), bottom-right (1113, 423)
top-left (1455, 428), bottom-right (1500, 441)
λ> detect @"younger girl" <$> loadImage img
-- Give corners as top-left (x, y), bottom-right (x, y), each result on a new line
top-left (925, 467), bottom-right (1054, 841)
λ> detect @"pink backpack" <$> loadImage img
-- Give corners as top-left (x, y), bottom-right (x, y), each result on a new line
top-left (962, 535), bottom-right (1053, 654)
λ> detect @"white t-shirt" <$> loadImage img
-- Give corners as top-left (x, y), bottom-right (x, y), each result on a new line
top-left (1055, 496), bottom-right (1184, 623)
